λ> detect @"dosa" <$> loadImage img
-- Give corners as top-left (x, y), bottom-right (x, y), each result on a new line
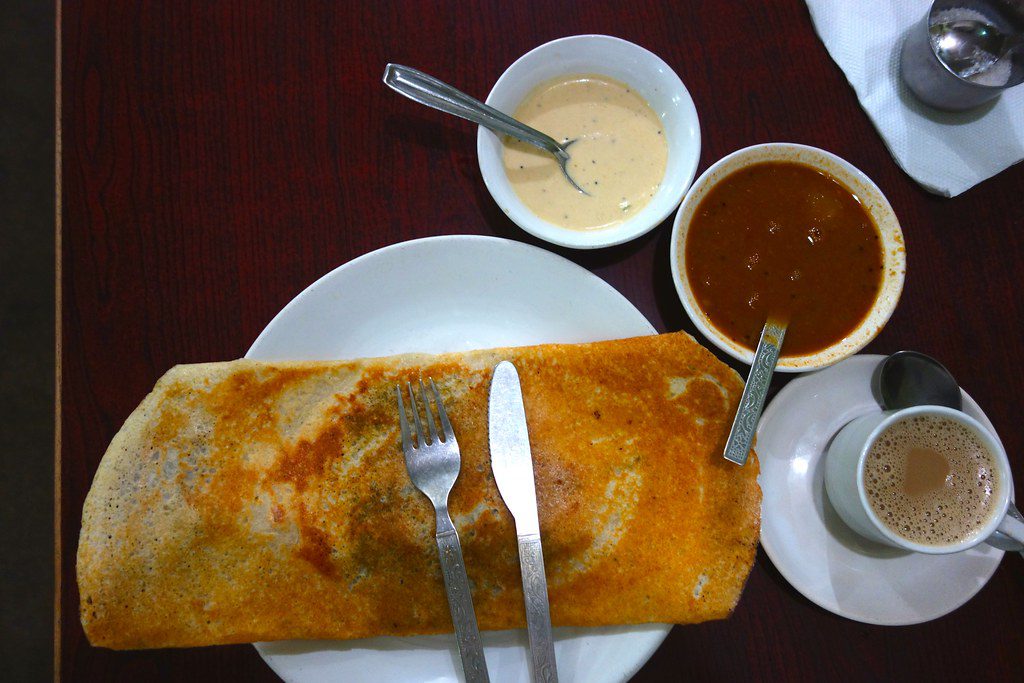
top-left (78, 331), bottom-right (760, 649)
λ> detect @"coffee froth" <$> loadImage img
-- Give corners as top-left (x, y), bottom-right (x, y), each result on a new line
top-left (863, 414), bottom-right (1000, 546)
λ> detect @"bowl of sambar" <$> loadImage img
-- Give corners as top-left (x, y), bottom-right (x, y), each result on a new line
top-left (670, 143), bottom-right (905, 372)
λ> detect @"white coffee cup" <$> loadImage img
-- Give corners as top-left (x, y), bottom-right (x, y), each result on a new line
top-left (825, 405), bottom-right (1023, 554)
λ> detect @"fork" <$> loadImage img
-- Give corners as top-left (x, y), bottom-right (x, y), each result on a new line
top-left (396, 379), bottom-right (490, 683)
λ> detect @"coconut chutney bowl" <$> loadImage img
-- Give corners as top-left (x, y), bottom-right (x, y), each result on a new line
top-left (477, 34), bottom-right (701, 250)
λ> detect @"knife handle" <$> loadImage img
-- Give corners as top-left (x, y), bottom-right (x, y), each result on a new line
top-left (436, 528), bottom-right (490, 683)
top-left (518, 534), bottom-right (559, 683)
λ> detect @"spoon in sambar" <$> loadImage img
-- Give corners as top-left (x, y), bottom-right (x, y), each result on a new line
top-left (383, 64), bottom-right (590, 195)
top-left (723, 318), bottom-right (788, 466)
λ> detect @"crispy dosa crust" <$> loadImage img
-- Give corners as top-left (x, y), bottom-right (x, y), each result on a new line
top-left (78, 332), bottom-right (760, 649)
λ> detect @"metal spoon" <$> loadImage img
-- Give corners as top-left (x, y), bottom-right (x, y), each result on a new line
top-left (723, 318), bottom-right (787, 466)
top-left (878, 350), bottom-right (962, 411)
top-left (931, 19), bottom-right (1024, 79)
top-left (878, 351), bottom-right (1023, 555)
top-left (383, 64), bottom-right (590, 195)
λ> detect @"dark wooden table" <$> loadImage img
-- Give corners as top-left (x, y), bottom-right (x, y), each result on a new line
top-left (58, 1), bottom-right (1024, 680)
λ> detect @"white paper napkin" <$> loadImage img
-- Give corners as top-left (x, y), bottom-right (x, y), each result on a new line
top-left (805, 0), bottom-right (1024, 196)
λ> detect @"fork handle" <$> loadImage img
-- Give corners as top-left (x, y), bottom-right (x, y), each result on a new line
top-left (436, 528), bottom-right (490, 683)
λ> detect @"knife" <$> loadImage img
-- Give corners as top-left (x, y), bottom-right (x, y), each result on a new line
top-left (488, 361), bottom-right (559, 683)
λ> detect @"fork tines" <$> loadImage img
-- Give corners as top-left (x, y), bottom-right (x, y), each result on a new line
top-left (396, 378), bottom-right (454, 450)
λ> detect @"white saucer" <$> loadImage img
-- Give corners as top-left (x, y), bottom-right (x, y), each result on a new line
top-left (246, 235), bottom-right (669, 682)
top-left (757, 354), bottom-right (1005, 625)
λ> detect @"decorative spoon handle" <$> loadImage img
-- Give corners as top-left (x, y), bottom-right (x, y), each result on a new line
top-left (723, 319), bottom-right (787, 466)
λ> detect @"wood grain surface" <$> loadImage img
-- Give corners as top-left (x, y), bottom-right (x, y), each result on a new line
top-left (58, 1), bottom-right (1024, 680)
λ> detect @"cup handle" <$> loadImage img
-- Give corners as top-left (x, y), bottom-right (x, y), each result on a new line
top-left (985, 502), bottom-right (1024, 552)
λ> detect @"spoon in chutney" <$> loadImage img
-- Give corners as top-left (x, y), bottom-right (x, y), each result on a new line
top-left (723, 318), bottom-right (788, 466)
top-left (383, 64), bottom-right (590, 195)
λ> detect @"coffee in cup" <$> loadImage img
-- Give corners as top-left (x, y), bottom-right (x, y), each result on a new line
top-left (862, 413), bottom-right (1002, 547)
top-left (825, 405), bottom-right (1022, 554)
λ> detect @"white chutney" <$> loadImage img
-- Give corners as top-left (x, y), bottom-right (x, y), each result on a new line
top-left (502, 74), bottom-right (668, 232)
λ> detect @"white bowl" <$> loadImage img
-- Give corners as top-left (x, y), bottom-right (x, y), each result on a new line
top-left (477, 35), bottom-right (701, 249)
top-left (669, 143), bottom-right (906, 372)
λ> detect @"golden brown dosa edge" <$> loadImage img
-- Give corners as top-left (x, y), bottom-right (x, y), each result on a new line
top-left (78, 331), bottom-right (761, 649)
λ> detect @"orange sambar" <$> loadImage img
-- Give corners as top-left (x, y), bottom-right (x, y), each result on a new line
top-left (684, 162), bottom-right (883, 357)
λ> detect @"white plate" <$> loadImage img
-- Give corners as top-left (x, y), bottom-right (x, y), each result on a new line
top-left (757, 354), bottom-right (1005, 625)
top-left (246, 235), bottom-right (669, 682)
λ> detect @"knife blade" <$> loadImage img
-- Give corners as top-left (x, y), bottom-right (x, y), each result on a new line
top-left (488, 360), bottom-right (558, 683)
